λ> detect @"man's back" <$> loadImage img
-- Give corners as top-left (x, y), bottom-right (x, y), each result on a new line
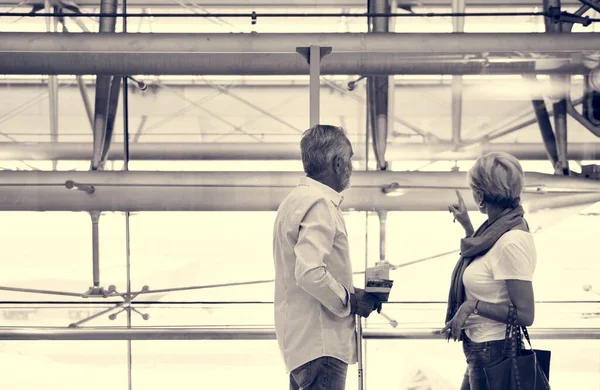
top-left (273, 177), bottom-right (357, 374)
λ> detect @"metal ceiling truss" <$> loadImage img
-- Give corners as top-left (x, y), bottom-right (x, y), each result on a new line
top-left (518, 0), bottom-right (600, 177)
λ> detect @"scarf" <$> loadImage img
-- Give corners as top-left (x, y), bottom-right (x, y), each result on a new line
top-left (445, 205), bottom-right (529, 339)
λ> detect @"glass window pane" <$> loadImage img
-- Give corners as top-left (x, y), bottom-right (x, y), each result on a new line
top-left (1, 341), bottom-right (128, 390)
top-left (366, 339), bottom-right (600, 389)
top-left (0, 212), bottom-right (127, 301)
top-left (132, 340), bottom-right (361, 390)
top-left (129, 212), bottom-right (276, 302)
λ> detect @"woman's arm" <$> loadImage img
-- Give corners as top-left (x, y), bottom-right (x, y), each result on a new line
top-left (462, 221), bottom-right (475, 237)
top-left (474, 237), bottom-right (536, 327)
top-left (471, 280), bottom-right (535, 326)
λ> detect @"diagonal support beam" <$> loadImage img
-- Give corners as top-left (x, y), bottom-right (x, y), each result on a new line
top-left (132, 115), bottom-right (148, 143)
top-left (546, 0), bottom-right (571, 175)
top-left (99, 76), bottom-right (122, 164)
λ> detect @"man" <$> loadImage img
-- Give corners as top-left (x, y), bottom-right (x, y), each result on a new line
top-left (273, 124), bottom-right (382, 390)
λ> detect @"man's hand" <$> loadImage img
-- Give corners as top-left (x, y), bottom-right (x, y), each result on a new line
top-left (350, 287), bottom-right (383, 318)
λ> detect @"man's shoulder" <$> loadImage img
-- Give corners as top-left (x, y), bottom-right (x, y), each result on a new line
top-left (278, 187), bottom-right (332, 217)
top-left (286, 186), bottom-right (329, 205)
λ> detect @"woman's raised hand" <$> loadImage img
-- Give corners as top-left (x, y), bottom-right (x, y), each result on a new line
top-left (448, 190), bottom-right (474, 235)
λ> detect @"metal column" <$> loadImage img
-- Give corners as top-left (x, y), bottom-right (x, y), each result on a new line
top-left (309, 45), bottom-right (321, 127)
top-left (297, 45), bottom-right (332, 127)
top-left (451, 0), bottom-right (465, 145)
top-left (90, 210), bottom-right (101, 289)
top-left (44, 1), bottom-right (59, 170)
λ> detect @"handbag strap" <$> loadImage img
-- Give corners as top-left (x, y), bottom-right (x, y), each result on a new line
top-left (521, 325), bottom-right (533, 349)
top-left (506, 305), bottom-right (549, 389)
top-left (505, 305), bottom-right (534, 355)
top-left (505, 304), bottom-right (521, 358)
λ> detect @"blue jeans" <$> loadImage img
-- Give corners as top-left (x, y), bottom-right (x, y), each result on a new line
top-left (289, 356), bottom-right (348, 390)
top-left (460, 334), bottom-right (505, 390)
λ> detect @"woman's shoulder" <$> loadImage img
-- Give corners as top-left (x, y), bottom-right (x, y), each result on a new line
top-left (497, 229), bottom-right (535, 250)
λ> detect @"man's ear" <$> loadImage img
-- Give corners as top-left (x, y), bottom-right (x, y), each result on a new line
top-left (332, 155), bottom-right (343, 174)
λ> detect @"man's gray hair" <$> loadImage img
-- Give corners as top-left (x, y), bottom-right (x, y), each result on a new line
top-left (468, 152), bottom-right (525, 208)
top-left (300, 124), bottom-right (351, 176)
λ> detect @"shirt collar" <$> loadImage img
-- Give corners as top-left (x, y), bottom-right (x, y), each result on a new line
top-left (298, 176), bottom-right (344, 208)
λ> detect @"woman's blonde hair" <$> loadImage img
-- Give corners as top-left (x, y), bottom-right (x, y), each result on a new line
top-left (467, 152), bottom-right (525, 208)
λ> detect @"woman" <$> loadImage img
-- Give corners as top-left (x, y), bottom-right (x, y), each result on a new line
top-left (441, 152), bottom-right (537, 390)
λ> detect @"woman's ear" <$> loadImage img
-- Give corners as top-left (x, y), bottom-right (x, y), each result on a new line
top-left (473, 190), bottom-right (484, 204)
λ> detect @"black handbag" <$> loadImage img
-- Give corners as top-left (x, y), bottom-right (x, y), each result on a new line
top-left (483, 305), bottom-right (551, 390)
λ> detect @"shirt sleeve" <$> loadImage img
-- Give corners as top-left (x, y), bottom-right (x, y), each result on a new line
top-left (492, 239), bottom-right (536, 281)
top-left (294, 198), bottom-right (352, 317)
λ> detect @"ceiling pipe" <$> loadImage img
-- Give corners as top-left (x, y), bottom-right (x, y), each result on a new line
top-left (0, 33), bottom-right (598, 76)
top-left (0, 52), bottom-right (588, 76)
top-left (0, 170), bottom-right (598, 212)
top-left (1, 170), bottom-right (595, 190)
top-left (2, 142), bottom-right (600, 161)
top-left (0, 53), bottom-right (588, 76)
top-left (0, 182), bottom-right (598, 212)
top-left (2, 32), bottom-right (599, 54)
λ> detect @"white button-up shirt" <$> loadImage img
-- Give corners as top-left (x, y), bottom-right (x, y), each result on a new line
top-left (273, 176), bottom-right (357, 374)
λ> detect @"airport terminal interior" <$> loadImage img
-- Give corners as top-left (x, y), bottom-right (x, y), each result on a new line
top-left (0, 0), bottom-right (600, 388)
